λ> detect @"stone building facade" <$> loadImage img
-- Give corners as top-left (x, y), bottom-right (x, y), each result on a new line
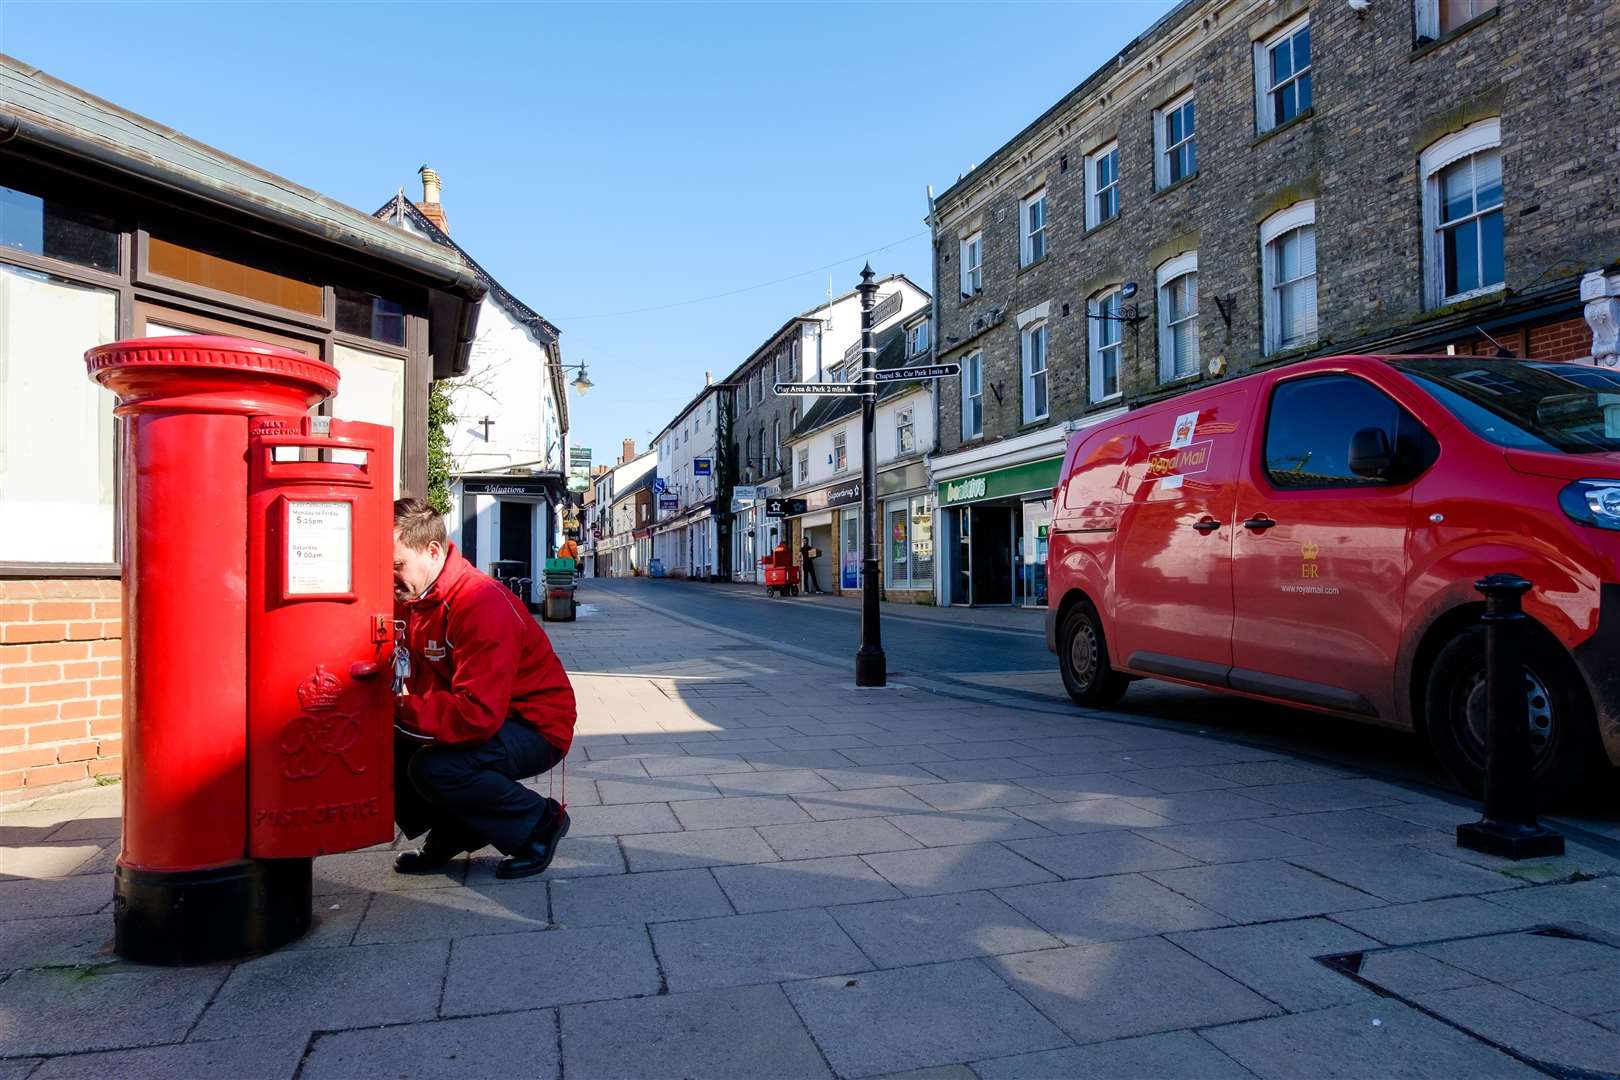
top-left (925, 0), bottom-right (1619, 605)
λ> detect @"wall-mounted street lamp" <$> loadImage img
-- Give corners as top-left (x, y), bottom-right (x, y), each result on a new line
top-left (561, 360), bottom-right (595, 395)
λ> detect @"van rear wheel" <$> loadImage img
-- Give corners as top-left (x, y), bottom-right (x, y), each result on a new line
top-left (1424, 625), bottom-right (1602, 807)
top-left (1059, 602), bottom-right (1130, 708)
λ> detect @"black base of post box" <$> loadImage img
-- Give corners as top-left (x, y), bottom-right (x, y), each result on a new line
top-left (114, 857), bottom-right (312, 965)
top-left (1456, 820), bottom-right (1566, 861)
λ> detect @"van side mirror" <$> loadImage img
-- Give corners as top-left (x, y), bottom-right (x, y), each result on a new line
top-left (1348, 427), bottom-right (1394, 479)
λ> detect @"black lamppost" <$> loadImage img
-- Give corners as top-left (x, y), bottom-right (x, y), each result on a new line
top-left (855, 265), bottom-right (887, 687)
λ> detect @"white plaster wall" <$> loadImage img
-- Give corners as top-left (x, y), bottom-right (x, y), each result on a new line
top-left (875, 387), bottom-right (933, 463)
top-left (654, 389), bottom-right (720, 519)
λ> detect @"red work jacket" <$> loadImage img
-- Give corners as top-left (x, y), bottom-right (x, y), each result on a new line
top-left (396, 546), bottom-right (576, 753)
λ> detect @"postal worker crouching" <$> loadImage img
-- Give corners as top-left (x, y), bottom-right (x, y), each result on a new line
top-left (389, 497), bottom-right (577, 879)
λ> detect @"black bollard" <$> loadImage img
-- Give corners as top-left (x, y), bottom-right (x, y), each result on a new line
top-left (1456, 574), bottom-right (1564, 860)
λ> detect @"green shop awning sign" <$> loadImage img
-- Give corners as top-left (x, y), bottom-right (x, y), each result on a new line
top-left (937, 455), bottom-right (1062, 506)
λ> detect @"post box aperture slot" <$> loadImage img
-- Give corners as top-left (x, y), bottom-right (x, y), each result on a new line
top-left (279, 496), bottom-right (356, 600)
top-left (262, 440), bottom-right (373, 484)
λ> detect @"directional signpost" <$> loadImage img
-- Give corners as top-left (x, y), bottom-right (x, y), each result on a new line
top-left (769, 272), bottom-right (965, 688)
top-left (873, 363), bottom-right (960, 384)
top-left (774, 382), bottom-right (858, 396)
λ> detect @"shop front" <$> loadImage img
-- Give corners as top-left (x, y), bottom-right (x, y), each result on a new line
top-left (936, 459), bottom-right (1057, 608)
top-left (878, 460), bottom-right (934, 602)
top-left (785, 478), bottom-right (860, 595)
top-left (729, 483), bottom-right (780, 584)
top-left (455, 475), bottom-right (564, 603)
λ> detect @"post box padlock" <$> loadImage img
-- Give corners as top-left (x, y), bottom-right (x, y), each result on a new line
top-left (84, 336), bottom-right (395, 965)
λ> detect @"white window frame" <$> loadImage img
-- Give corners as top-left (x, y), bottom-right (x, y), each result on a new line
top-left (1084, 142), bottom-right (1119, 229)
top-left (1255, 17), bottom-right (1311, 134)
top-left (906, 320), bottom-right (930, 357)
top-left (833, 430), bottom-right (848, 472)
top-left (1087, 288), bottom-right (1124, 404)
top-left (895, 406), bottom-right (915, 455)
top-left (1420, 118), bottom-right (1504, 309)
top-left (1154, 91), bottom-right (1197, 189)
top-left (961, 350), bottom-right (984, 440)
top-left (1156, 252), bottom-right (1200, 383)
top-left (960, 232), bottom-right (983, 298)
top-left (1020, 321), bottom-right (1049, 424)
top-left (1416, 0), bottom-right (1497, 41)
top-left (797, 446), bottom-right (809, 484)
top-left (773, 418), bottom-right (781, 472)
top-left (1020, 188), bottom-right (1048, 267)
top-left (1260, 200), bottom-right (1319, 355)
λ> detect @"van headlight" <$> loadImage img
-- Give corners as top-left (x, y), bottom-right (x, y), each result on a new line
top-left (1560, 480), bottom-right (1620, 530)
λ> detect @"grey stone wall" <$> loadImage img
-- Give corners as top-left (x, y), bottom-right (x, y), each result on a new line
top-left (932, 0), bottom-right (1620, 457)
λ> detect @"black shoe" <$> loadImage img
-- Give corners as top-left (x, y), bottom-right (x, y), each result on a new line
top-left (393, 830), bottom-right (466, 874)
top-left (497, 808), bottom-right (571, 880)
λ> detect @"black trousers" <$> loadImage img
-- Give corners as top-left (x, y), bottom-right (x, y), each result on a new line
top-left (802, 556), bottom-right (822, 593)
top-left (395, 717), bottom-right (566, 856)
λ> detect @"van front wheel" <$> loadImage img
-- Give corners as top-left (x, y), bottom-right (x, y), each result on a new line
top-left (1059, 603), bottom-right (1130, 708)
top-left (1424, 625), bottom-right (1601, 807)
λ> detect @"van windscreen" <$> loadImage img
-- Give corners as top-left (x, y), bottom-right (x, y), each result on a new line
top-left (1391, 358), bottom-right (1620, 455)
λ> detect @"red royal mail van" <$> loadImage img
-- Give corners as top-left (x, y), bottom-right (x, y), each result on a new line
top-left (1046, 355), bottom-right (1620, 801)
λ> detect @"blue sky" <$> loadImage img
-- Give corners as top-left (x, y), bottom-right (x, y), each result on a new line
top-left (5, 1), bottom-right (1176, 463)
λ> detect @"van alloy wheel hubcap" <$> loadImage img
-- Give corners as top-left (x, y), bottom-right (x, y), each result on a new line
top-left (1463, 668), bottom-right (1554, 764)
top-left (1069, 622), bottom-right (1099, 687)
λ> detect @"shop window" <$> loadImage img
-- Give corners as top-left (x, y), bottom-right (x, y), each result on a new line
top-left (0, 183), bottom-right (119, 273)
top-left (147, 235), bottom-right (323, 316)
top-left (331, 343), bottom-right (406, 495)
top-left (910, 494), bottom-right (934, 587)
top-left (886, 501), bottom-right (910, 588)
top-left (1260, 202), bottom-right (1318, 354)
top-left (0, 265), bottom-right (119, 564)
top-left (335, 287), bottom-right (406, 346)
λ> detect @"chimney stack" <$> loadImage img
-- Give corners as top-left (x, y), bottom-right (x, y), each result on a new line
top-left (417, 166), bottom-right (450, 234)
top-left (620, 438), bottom-right (636, 464)
top-left (705, 370), bottom-right (713, 385)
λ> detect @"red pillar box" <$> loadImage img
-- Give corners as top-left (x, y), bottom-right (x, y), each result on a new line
top-left (85, 336), bottom-right (395, 965)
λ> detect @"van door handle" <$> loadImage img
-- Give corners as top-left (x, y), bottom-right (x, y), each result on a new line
top-left (1190, 518), bottom-right (1221, 534)
top-left (1242, 515), bottom-right (1277, 532)
top-left (349, 661), bottom-right (381, 680)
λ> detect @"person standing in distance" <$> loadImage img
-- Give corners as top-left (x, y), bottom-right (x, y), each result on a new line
top-left (391, 497), bottom-right (576, 879)
top-left (800, 535), bottom-right (825, 595)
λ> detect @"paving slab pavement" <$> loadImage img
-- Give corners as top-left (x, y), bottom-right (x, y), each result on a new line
top-left (1, 583), bottom-right (1617, 1078)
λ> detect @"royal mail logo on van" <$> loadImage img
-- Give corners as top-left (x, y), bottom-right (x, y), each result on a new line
top-left (945, 476), bottom-right (988, 503)
top-left (1145, 439), bottom-right (1214, 484)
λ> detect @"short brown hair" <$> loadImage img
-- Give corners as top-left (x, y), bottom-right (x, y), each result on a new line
top-left (394, 497), bottom-right (448, 551)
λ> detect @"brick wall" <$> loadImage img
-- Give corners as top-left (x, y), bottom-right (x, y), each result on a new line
top-left (0, 579), bottom-right (123, 802)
